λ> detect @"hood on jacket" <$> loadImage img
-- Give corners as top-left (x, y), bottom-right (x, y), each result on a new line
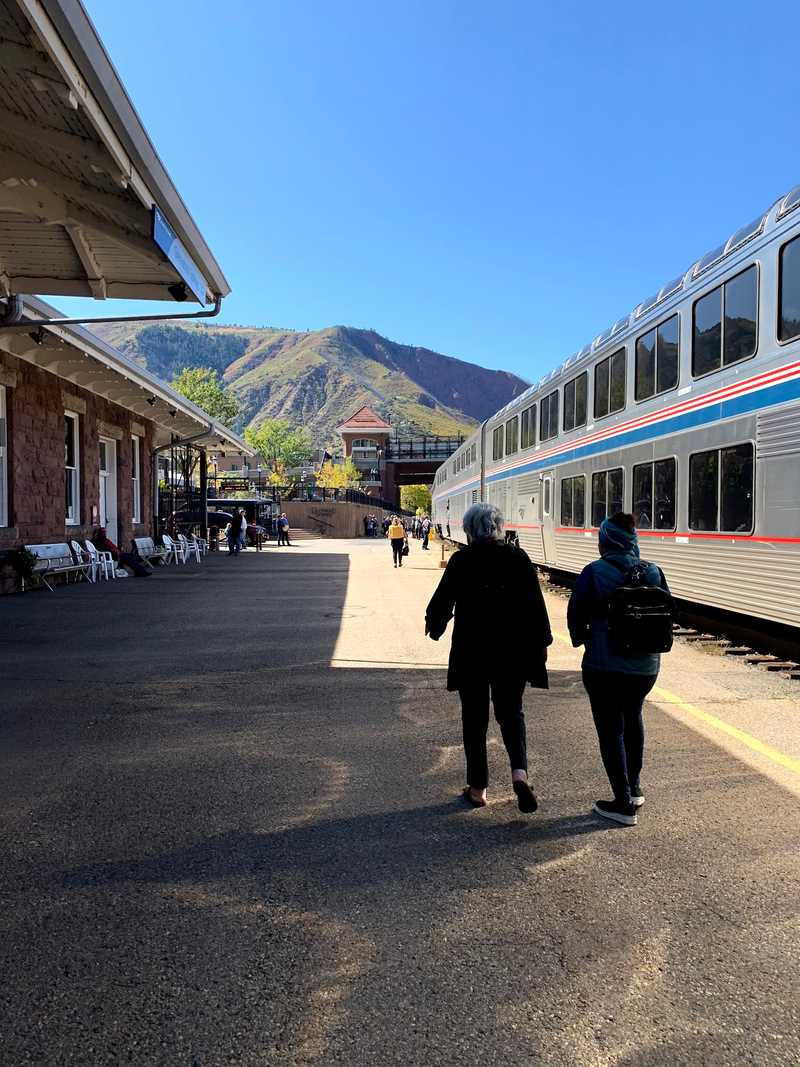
top-left (598, 517), bottom-right (640, 559)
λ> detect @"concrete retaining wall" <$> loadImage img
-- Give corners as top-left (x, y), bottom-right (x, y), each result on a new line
top-left (283, 500), bottom-right (395, 538)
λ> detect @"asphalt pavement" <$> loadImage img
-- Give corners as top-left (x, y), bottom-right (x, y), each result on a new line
top-left (1, 537), bottom-right (799, 1066)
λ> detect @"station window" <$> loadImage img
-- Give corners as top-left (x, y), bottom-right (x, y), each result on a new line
top-left (693, 265), bottom-right (757, 376)
top-left (632, 458), bottom-right (676, 530)
top-left (65, 411), bottom-right (80, 525)
top-left (131, 435), bottom-right (141, 524)
top-left (779, 235), bottom-right (800, 342)
top-left (539, 389), bottom-right (560, 442)
top-left (492, 425), bottom-right (504, 461)
top-left (594, 348), bottom-right (626, 419)
top-left (505, 415), bottom-right (518, 455)
top-left (635, 315), bottom-right (679, 401)
top-left (689, 443), bottom-right (754, 532)
top-left (591, 467), bottom-right (624, 527)
top-left (520, 403), bottom-right (537, 449)
top-left (563, 372), bottom-right (588, 432)
top-left (560, 475), bottom-right (585, 527)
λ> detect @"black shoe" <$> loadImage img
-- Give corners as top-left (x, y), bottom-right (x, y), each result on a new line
top-left (513, 779), bottom-right (538, 813)
top-left (593, 800), bottom-right (637, 826)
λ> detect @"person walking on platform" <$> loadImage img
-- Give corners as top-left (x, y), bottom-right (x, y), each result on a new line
top-left (226, 510), bottom-right (246, 556)
top-left (387, 515), bottom-right (406, 567)
top-left (425, 503), bottom-right (552, 812)
top-left (420, 515), bottom-right (431, 549)
top-left (567, 513), bottom-right (672, 827)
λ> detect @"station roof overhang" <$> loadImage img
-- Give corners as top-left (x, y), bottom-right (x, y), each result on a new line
top-left (0, 0), bottom-right (230, 306)
top-left (0, 295), bottom-right (253, 453)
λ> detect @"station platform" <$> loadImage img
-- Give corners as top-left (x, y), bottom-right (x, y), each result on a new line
top-left (1, 539), bottom-right (798, 1065)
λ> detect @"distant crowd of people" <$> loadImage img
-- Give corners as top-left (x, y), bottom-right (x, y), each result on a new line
top-left (362, 512), bottom-right (433, 551)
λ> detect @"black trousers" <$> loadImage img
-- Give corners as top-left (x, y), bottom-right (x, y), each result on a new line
top-left (458, 677), bottom-right (528, 790)
top-left (391, 538), bottom-right (404, 564)
top-left (582, 669), bottom-right (657, 804)
top-left (278, 530), bottom-right (291, 545)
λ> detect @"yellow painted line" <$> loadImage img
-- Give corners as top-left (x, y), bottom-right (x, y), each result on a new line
top-left (550, 629), bottom-right (800, 777)
top-left (650, 685), bottom-right (800, 776)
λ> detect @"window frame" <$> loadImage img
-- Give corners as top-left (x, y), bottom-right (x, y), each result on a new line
top-left (593, 347), bottom-right (627, 421)
top-left (505, 415), bottom-right (519, 456)
top-left (539, 389), bottom-right (560, 443)
top-left (590, 465), bottom-right (625, 527)
top-left (691, 263), bottom-right (759, 379)
top-left (520, 403), bottom-right (537, 450)
top-left (634, 313), bottom-right (681, 405)
top-left (563, 371), bottom-right (588, 433)
top-left (0, 385), bottom-right (7, 528)
top-left (64, 410), bottom-right (80, 527)
top-left (688, 441), bottom-right (755, 534)
top-left (559, 474), bottom-right (586, 529)
top-left (131, 434), bottom-right (142, 524)
top-left (631, 456), bottom-right (678, 532)
top-left (778, 235), bottom-right (800, 345)
top-left (492, 425), bottom-right (504, 462)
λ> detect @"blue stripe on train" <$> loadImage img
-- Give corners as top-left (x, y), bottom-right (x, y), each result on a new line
top-left (478, 375), bottom-right (800, 487)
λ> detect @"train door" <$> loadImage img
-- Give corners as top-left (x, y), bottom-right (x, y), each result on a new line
top-left (540, 470), bottom-right (555, 564)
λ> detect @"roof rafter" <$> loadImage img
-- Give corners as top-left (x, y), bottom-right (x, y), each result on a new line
top-left (0, 104), bottom-right (127, 187)
top-left (65, 224), bottom-right (106, 298)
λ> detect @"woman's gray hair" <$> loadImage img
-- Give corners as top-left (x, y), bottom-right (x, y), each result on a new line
top-left (463, 502), bottom-right (504, 542)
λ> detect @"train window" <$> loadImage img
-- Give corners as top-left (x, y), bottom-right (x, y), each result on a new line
top-left (591, 467), bottom-right (624, 526)
top-left (521, 403), bottom-right (537, 449)
top-left (471, 489), bottom-right (478, 504)
top-left (689, 443), bottom-right (753, 532)
top-left (779, 235), bottom-right (800, 341)
top-left (563, 372), bottom-right (588, 432)
top-left (594, 348), bottom-right (626, 419)
top-left (560, 475), bottom-right (585, 527)
top-left (632, 458), bottom-right (676, 530)
top-left (692, 265), bottom-right (757, 376)
top-left (471, 443), bottom-right (477, 462)
top-left (635, 315), bottom-right (679, 401)
top-left (543, 477), bottom-right (551, 516)
top-left (540, 389), bottom-right (559, 442)
top-left (505, 416), bottom-right (519, 455)
top-left (492, 426), bottom-right (504, 461)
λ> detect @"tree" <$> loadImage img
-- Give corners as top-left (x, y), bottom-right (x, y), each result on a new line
top-left (170, 367), bottom-right (240, 426)
top-left (244, 419), bottom-right (313, 481)
top-left (400, 484), bottom-right (432, 514)
top-left (315, 457), bottom-right (362, 490)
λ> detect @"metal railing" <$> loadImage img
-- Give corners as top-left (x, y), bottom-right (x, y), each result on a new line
top-left (384, 434), bottom-right (464, 461)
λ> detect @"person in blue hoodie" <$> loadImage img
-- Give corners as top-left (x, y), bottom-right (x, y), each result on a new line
top-left (567, 512), bottom-right (670, 827)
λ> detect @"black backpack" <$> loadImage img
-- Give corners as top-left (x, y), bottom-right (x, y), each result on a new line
top-left (599, 559), bottom-right (673, 655)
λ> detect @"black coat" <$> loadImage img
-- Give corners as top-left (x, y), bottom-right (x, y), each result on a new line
top-left (425, 540), bottom-right (552, 691)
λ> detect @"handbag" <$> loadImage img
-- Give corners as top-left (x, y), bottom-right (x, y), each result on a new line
top-left (401, 541), bottom-right (409, 556)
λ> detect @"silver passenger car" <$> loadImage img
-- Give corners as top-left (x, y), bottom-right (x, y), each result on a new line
top-left (432, 186), bottom-right (800, 631)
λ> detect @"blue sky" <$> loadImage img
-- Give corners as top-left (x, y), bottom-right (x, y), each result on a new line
top-left (68, 0), bottom-right (796, 383)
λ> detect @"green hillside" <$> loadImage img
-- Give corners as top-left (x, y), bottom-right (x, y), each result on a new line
top-left (92, 321), bottom-right (528, 445)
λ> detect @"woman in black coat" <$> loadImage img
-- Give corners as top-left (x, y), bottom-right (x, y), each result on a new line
top-left (425, 502), bottom-right (552, 812)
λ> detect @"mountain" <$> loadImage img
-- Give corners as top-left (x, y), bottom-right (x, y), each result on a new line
top-left (91, 321), bottom-right (529, 444)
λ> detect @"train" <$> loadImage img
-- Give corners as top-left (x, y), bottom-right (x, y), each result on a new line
top-left (432, 184), bottom-right (800, 632)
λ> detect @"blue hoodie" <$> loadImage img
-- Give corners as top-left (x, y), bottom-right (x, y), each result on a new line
top-left (567, 518), bottom-right (669, 676)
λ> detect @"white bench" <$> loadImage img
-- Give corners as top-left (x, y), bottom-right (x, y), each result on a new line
top-left (133, 536), bottom-right (168, 565)
top-left (24, 543), bottom-right (91, 591)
